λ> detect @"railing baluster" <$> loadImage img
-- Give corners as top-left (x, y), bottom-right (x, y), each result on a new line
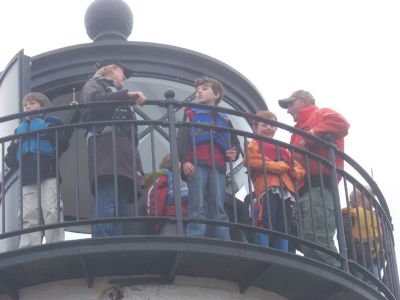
top-left (1, 142), bottom-right (5, 234)
top-left (166, 99), bottom-right (183, 236)
top-left (130, 122), bottom-right (139, 214)
top-left (327, 143), bottom-right (349, 271)
top-left (361, 189), bottom-right (374, 276)
top-left (372, 201), bottom-right (383, 280)
top-left (291, 148), bottom-right (302, 244)
top-left (93, 125), bottom-right (99, 220)
top-left (317, 162), bottom-right (330, 248)
top-left (352, 184), bottom-right (367, 268)
top-left (227, 132), bottom-right (238, 224)
top-left (111, 125), bottom-right (118, 220)
top-left (190, 123), bottom-right (200, 234)
top-left (304, 154), bottom-right (317, 242)
top-left (209, 126), bottom-right (221, 236)
top-left (260, 137), bottom-right (272, 232)
top-left (55, 129), bottom-right (61, 223)
top-left (36, 132), bottom-right (42, 230)
top-left (18, 135), bottom-right (23, 232)
top-left (276, 143), bottom-right (288, 236)
top-left (343, 179), bottom-right (357, 262)
top-left (74, 127), bottom-right (80, 221)
top-left (150, 124), bottom-right (158, 217)
top-left (243, 136), bottom-right (254, 229)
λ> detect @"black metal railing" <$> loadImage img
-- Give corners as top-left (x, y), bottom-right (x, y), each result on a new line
top-left (0, 99), bottom-right (398, 299)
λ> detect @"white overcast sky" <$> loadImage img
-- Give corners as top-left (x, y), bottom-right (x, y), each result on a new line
top-left (1, 0), bottom-right (400, 271)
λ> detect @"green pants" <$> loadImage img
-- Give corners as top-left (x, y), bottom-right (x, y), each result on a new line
top-left (299, 186), bottom-right (340, 267)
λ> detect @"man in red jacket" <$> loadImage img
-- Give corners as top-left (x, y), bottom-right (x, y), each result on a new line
top-left (279, 90), bottom-right (350, 267)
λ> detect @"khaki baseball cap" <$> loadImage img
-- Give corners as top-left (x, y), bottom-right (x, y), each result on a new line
top-left (278, 90), bottom-right (315, 109)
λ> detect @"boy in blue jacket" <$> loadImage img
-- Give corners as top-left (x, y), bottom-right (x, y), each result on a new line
top-left (5, 92), bottom-right (69, 247)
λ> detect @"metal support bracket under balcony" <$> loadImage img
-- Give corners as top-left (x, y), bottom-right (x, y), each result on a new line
top-left (0, 273), bottom-right (19, 300)
top-left (80, 255), bottom-right (94, 288)
top-left (238, 263), bottom-right (273, 293)
top-left (162, 252), bottom-right (183, 283)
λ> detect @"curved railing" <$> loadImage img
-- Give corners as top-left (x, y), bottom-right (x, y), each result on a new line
top-left (0, 99), bottom-right (398, 299)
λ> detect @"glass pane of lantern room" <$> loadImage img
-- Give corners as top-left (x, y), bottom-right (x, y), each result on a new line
top-left (0, 50), bottom-right (31, 251)
top-left (0, 50), bottom-right (31, 174)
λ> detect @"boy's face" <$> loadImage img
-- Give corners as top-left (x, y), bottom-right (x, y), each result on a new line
top-left (350, 191), bottom-right (371, 210)
top-left (23, 99), bottom-right (42, 113)
top-left (253, 121), bottom-right (277, 138)
top-left (196, 84), bottom-right (220, 106)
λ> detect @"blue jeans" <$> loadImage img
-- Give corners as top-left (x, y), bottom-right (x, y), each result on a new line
top-left (256, 191), bottom-right (291, 251)
top-left (186, 165), bottom-right (230, 240)
top-left (351, 263), bottom-right (379, 285)
top-left (255, 233), bottom-right (288, 251)
top-left (92, 176), bottom-right (130, 237)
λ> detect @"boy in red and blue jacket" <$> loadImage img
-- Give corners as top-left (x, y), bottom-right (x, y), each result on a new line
top-left (177, 77), bottom-right (240, 240)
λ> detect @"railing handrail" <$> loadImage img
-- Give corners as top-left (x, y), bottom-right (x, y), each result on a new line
top-left (0, 99), bottom-right (398, 299)
top-left (0, 99), bottom-right (392, 220)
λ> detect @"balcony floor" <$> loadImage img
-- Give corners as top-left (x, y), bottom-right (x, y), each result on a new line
top-left (0, 236), bottom-right (388, 300)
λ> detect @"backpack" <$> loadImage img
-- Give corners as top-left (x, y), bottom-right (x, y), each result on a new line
top-left (145, 169), bottom-right (188, 218)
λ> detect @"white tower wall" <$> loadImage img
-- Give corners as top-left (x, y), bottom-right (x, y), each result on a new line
top-left (19, 276), bottom-right (288, 300)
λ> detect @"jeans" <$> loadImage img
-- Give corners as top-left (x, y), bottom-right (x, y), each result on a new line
top-left (299, 186), bottom-right (340, 267)
top-left (92, 176), bottom-right (130, 237)
top-left (256, 191), bottom-right (291, 252)
top-left (351, 263), bottom-right (379, 284)
top-left (186, 165), bottom-right (230, 240)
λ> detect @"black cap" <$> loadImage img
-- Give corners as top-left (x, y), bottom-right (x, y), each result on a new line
top-left (95, 58), bottom-right (133, 78)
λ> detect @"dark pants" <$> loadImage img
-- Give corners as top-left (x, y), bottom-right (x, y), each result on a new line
top-left (256, 190), bottom-right (291, 251)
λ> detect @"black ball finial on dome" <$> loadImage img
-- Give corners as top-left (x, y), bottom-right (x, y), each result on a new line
top-left (84, 0), bottom-right (133, 42)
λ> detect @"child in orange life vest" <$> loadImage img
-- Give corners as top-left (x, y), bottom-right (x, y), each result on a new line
top-left (342, 187), bottom-right (381, 280)
top-left (245, 111), bottom-right (304, 251)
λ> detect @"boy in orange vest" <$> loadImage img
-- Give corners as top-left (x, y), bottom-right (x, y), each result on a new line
top-left (245, 111), bottom-right (304, 251)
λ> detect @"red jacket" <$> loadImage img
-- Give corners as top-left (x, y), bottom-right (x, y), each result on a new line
top-left (145, 170), bottom-right (188, 218)
top-left (291, 105), bottom-right (350, 178)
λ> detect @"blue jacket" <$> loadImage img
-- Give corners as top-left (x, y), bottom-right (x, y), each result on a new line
top-left (5, 115), bottom-right (69, 185)
top-left (15, 117), bottom-right (59, 159)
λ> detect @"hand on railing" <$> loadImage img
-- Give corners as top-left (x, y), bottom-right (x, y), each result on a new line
top-left (182, 161), bottom-right (195, 177)
top-left (225, 147), bottom-right (237, 161)
top-left (323, 134), bottom-right (335, 143)
top-left (128, 91), bottom-right (146, 106)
